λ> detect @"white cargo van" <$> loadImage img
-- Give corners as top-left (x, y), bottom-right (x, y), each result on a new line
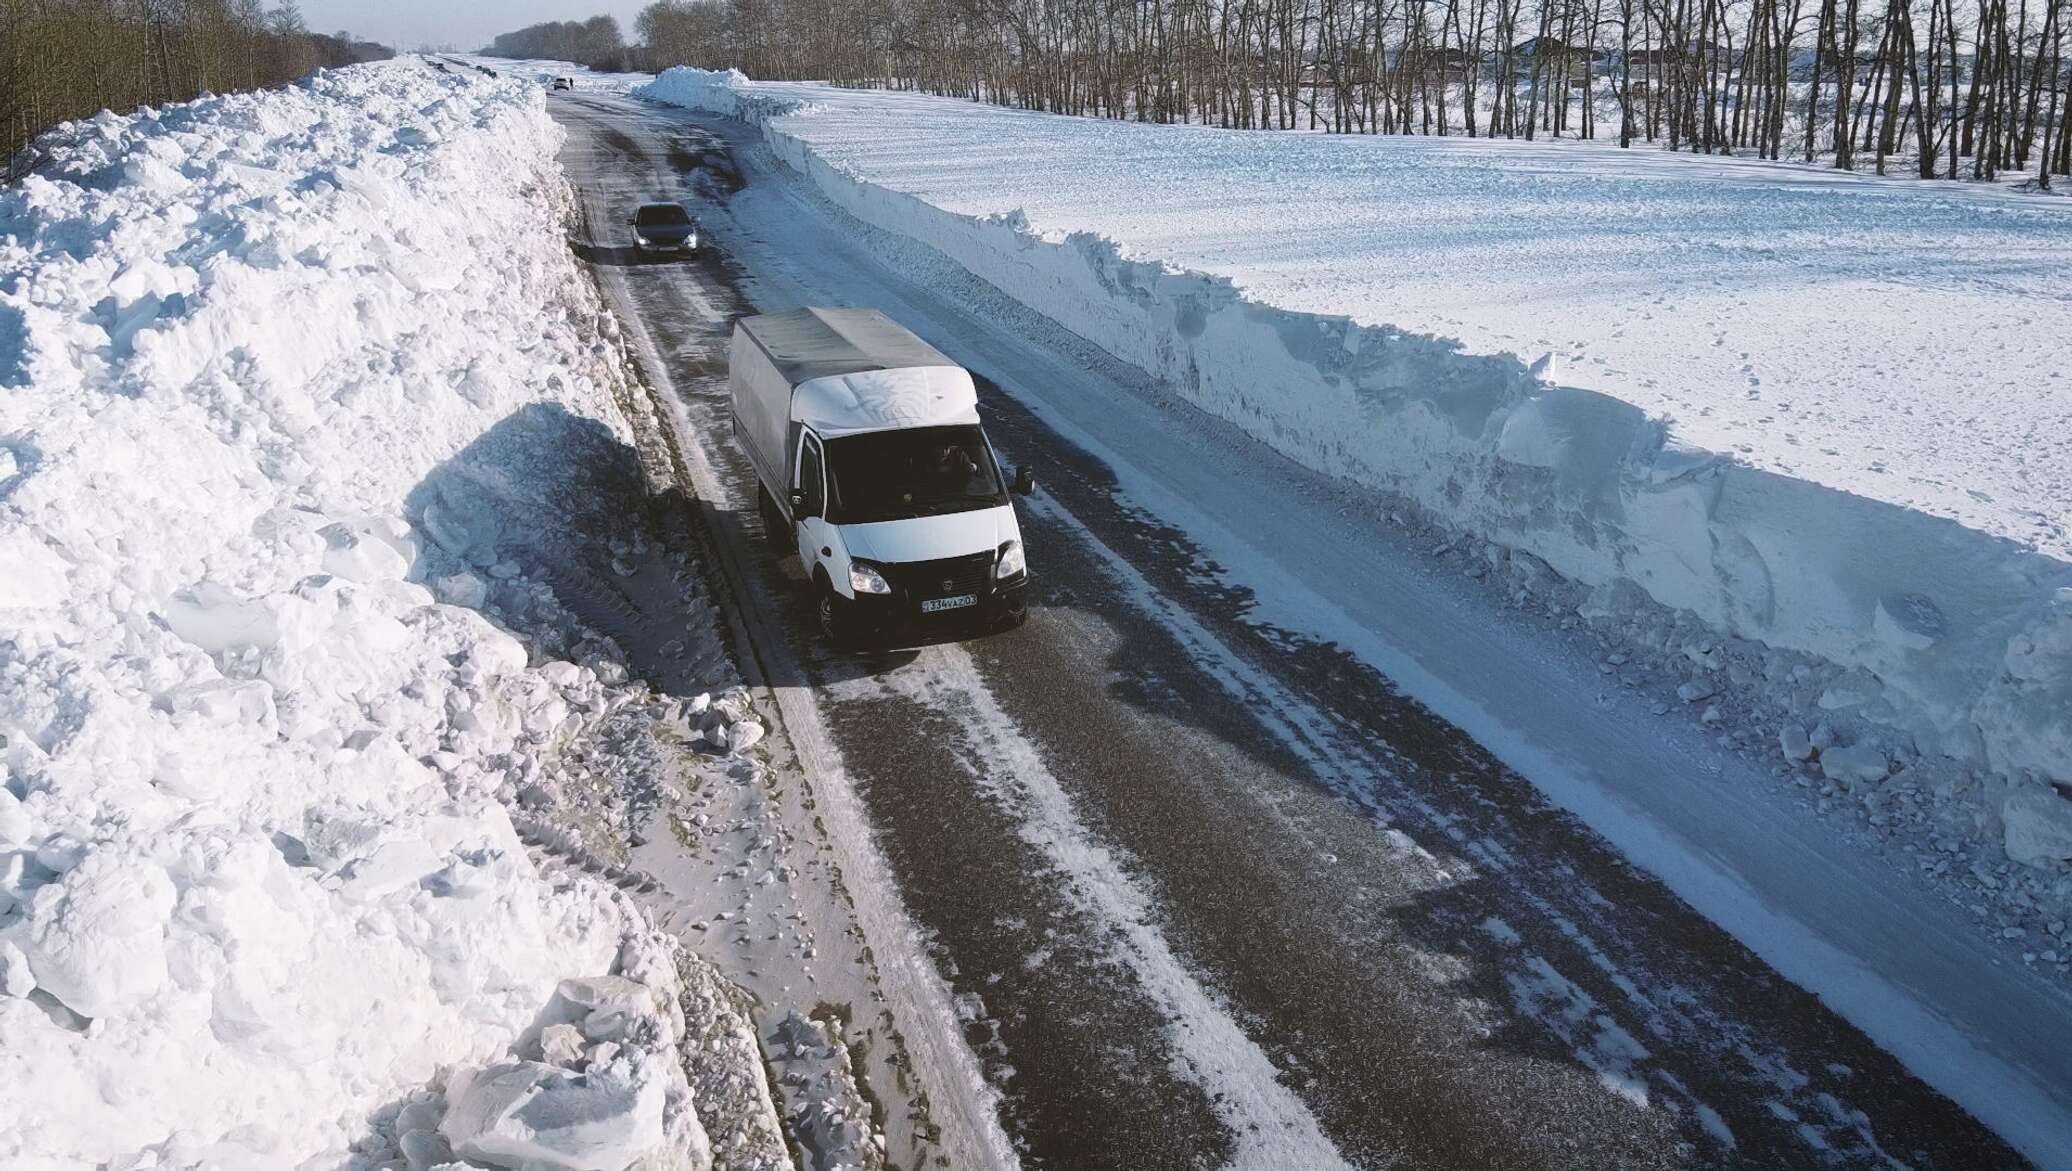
top-left (729, 308), bottom-right (1034, 645)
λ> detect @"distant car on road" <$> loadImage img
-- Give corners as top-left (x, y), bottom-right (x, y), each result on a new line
top-left (631, 202), bottom-right (698, 256)
top-left (551, 76), bottom-right (575, 91)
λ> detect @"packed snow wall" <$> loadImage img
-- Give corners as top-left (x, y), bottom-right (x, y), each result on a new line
top-left (638, 67), bottom-right (2072, 794)
top-left (0, 61), bottom-right (712, 1168)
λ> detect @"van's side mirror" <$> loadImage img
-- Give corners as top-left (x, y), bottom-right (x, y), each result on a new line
top-left (790, 490), bottom-right (815, 519)
top-left (1011, 466), bottom-right (1036, 497)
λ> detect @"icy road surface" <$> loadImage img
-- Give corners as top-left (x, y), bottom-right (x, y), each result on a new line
top-left (741, 84), bottom-right (2072, 558)
top-left (552, 90), bottom-right (2064, 1168)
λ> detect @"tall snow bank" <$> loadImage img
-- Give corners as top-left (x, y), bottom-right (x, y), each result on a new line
top-left (0, 60), bottom-right (661, 1168)
top-left (642, 73), bottom-right (2072, 797)
top-left (635, 67), bottom-right (816, 121)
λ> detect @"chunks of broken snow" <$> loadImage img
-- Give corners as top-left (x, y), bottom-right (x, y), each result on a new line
top-left (678, 689), bottom-right (766, 755)
top-left (1819, 744), bottom-right (1890, 786)
top-left (1976, 591), bottom-right (2072, 785)
top-left (438, 943), bottom-right (712, 1171)
top-left (770, 1009), bottom-right (885, 1171)
top-left (553, 974), bottom-right (668, 1044)
top-left (0, 57), bottom-right (736, 1169)
top-left (1779, 724), bottom-right (1816, 763)
top-left (446, 1061), bottom-right (673, 1171)
top-left (2004, 789), bottom-right (2072, 870)
top-left (14, 851), bottom-right (177, 1020)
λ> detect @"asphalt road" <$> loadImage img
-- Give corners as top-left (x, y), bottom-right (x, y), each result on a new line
top-left (551, 90), bottom-right (2031, 1171)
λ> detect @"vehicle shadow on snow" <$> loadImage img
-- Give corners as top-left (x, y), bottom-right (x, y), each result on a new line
top-left (569, 241), bottom-right (648, 267)
top-left (568, 240), bottom-right (690, 269)
top-left (568, 240), bottom-right (737, 286)
top-left (696, 495), bottom-right (940, 687)
top-left (403, 401), bottom-right (731, 699)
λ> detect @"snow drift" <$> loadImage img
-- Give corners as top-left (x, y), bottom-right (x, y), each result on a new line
top-left (0, 60), bottom-right (718, 1169)
top-left (637, 68), bottom-right (2072, 802)
top-left (638, 67), bottom-right (814, 121)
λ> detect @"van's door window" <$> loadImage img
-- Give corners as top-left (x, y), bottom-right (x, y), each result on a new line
top-left (797, 433), bottom-right (827, 517)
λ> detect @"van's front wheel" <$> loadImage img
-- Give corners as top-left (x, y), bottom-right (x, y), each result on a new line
top-left (816, 578), bottom-right (855, 649)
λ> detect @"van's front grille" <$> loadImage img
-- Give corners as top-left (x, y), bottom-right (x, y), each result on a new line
top-left (884, 551), bottom-right (995, 600)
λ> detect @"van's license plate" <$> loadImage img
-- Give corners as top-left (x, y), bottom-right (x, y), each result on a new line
top-left (921, 594), bottom-right (978, 613)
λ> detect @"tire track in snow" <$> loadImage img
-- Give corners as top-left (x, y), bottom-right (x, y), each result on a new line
top-left (825, 645), bottom-right (1361, 1171)
top-left (553, 94), bottom-right (1022, 1171)
top-left (1009, 485), bottom-right (1721, 1125)
top-left (572, 97), bottom-right (1351, 1162)
top-left (557, 90), bottom-right (2037, 1171)
top-left (697, 103), bottom-right (1945, 1166)
top-left (984, 413), bottom-right (1965, 1168)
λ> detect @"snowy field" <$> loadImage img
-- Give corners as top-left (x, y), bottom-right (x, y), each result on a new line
top-left (0, 60), bottom-right (769, 1169)
top-left (688, 82), bottom-right (2072, 553)
top-left (641, 69), bottom-right (2072, 802)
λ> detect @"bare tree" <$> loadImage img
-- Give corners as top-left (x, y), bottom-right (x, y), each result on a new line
top-left (3, 0), bottom-right (390, 167)
top-left (593, 0), bottom-right (2066, 185)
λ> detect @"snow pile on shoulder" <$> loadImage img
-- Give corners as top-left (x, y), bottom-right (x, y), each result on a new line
top-left (635, 67), bottom-right (816, 120)
top-left (641, 76), bottom-right (2072, 833)
top-left (768, 1009), bottom-right (887, 1171)
top-left (0, 59), bottom-right (718, 1170)
top-left (434, 938), bottom-right (711, 1171)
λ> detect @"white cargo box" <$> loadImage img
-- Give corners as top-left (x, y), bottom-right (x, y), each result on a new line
top-left (729, 308), bottom-right (979, 500)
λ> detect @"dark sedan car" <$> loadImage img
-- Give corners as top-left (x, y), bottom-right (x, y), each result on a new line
top-left (631, 202), bottom-right (698, 255)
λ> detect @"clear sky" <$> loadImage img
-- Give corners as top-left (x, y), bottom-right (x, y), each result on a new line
top-left (298, 0), bottom-right (652, 51)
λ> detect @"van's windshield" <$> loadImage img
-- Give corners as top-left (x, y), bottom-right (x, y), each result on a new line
top-left (823, 425), bottom-right (1006, 524)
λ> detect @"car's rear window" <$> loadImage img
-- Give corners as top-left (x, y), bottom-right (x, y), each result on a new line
top-left (635, 205), bottom-right (690, 226)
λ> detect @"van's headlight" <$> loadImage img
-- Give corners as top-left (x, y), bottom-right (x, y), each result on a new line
top-left (848, 561), bottom-right (892, 595)
top-left (995, 540), bottom-right (1025, 581)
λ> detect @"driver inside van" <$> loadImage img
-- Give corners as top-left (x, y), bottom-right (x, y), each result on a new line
top-left (934, 442), bottom-right (978, 481)
top-left (827, 425), bottom-right (1005, 520)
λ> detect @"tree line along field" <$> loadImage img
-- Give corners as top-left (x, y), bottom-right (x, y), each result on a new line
top-left (11, 0), bottom-right (2054, 191)
top-left (0, 1), bottom-right (392, 165)
top-left (625, 0), bottom-right (2070, 184)
top-left (483, 16), bottom-right (634, 72)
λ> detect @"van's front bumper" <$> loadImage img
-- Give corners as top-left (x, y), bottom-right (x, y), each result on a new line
top-left (841, 567), bottom-right (1028, 639)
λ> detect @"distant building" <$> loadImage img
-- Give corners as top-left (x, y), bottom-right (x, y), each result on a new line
top-left (1416, 46), bottom-right (1482, 85)
top-left (1626, 41), bottom-right (1731, 71)
top-left (1508, 36), bottom-right (1596, 71)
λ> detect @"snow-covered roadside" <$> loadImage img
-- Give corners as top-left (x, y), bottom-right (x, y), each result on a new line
top-left (465, 58), bottom-right (654, 91)
top-left (639, 65), bottom-right (2072, 917)
top-left (606, 72), bottom-right (2072, 1164)
top-left (0, 60), bottom-right (772, 1170)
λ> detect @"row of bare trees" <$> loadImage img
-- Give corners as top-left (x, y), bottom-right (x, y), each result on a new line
top-left (1, 0), bottom-right (390, 163)
top-left (632, 0), bottom-right (2071, 182)
top-left (483, 17), bottom-right (632, 71)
